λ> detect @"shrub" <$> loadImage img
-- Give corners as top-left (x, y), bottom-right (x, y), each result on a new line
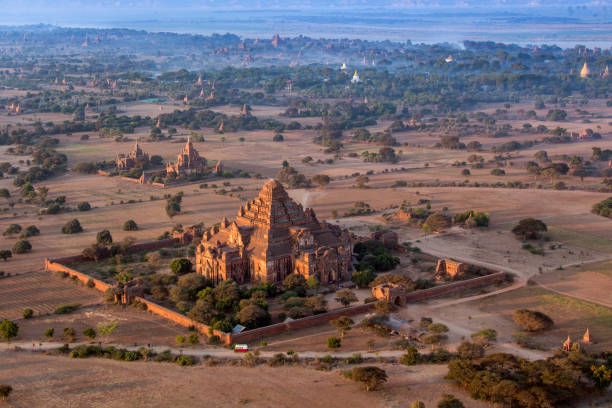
top-left (13, 240), bottom-right (32, 254)
top-left (188, 333), bottom-right (199, 345)
top-left (400, 346), bottom-right (419, 366)
top-left (0, 385), bottom-right (12, 401)
top-left (23, 308), bottom-right (33, 319)
top-left (512, 309), bottom-right (553, 332)
top-left (268, 353), bottom-right (286, 366)
top-left (83, 328), bottom-right (96, 339)
top-left (351, 269), bottom-right (375, 288)
top-left (422, 213), bottom-right (451, 233)
top-left (62, 219), bottom-right (83, 234)
top-left (427, 322), bottom-right (449, 334)
top-left (437, 394), bottom-right (464, 408)
top-left (175, 335), bottom-right (186, 345)
top-left (345, 353), bottom-right (363, 364)
top-left (77, 201), bottom-right (91, 211)
top-left (54, 304), bottom-right (81, 315)
top-left (471, 328), bottom-right (497, 343)
top-left (592, 197), bottom-right (612, 218)
top-left (327, 336), bottom-right (341, 349)
top-left (44, 328), bottom-right (54, 338)
top-left (175, 355), bottom-right (195, 366)
top-left (122, 220), bottom-right (138, 231)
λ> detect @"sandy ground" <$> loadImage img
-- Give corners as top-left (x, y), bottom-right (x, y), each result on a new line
top-left (0, 351), bottom-right (491, 408)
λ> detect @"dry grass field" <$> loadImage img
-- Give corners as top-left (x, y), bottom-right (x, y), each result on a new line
top-left (0, 352), bottom-right (490, 408)
top-left (0, 271), bottom-right (100, 321)
top-left (476, 284), bottom-right (612, 352)
top-left (0, 96), bottom-right (610, 408)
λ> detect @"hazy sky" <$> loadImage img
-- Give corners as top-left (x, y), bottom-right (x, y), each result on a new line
top-left (1, 0), bottom-right (609, 10)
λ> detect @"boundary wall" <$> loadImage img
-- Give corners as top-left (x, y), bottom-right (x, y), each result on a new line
top-left (45, 243), bottom-right (507, 345)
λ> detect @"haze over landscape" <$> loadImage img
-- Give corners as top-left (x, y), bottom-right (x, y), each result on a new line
top-left (0, 1), bottom-right (611, 407)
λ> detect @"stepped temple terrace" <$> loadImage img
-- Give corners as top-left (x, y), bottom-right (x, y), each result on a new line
top-left (196, 179), bottom-right (352, 285)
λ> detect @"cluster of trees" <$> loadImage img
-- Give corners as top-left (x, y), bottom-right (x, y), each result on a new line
top-left (361, 147), bottom-right (398, 163)
top-left (454, 210), bottom-right (490, 227)
top-left (353, 240), bottom-right (400, 279)
top-left (157, 108), bottom-right (285, 133)
top-left (165, 192), bottom-right (183, 218)
top-left (591, 197), bottom-right (612, 218)
top-left (276, 165), bottom-right (311, 188)
top-left (446, 351), bottom-right (612, 408)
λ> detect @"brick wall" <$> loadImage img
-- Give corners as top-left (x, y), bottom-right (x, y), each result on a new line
top-left (44, 241), bottom-right (505, 346)
top-left (48, 239), bottom-right (179, 265)
top-left (230, 302), bottom-right (377, 343)
top-left (403, 272), bottom-right (506, 302)
top-left (133, 296), bottom-right (231, 343)
top-left (45, 259), bottom-right (112, 292)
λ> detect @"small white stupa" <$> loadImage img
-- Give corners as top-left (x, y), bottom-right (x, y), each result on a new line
top-left (340, 62), bottom-right (347, 70)
top-left (351, 70), bottom-right (361, 83)
top-left (445, 55), bottom-right (454, 63)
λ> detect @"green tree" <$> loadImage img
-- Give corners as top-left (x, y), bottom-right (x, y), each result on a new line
top-left (400, 346), bottom-right (419, 366)
top-left (512, 309), bottom-right (553, 332)
top-left (170, 258), bottom-right (192, 275)
top-left (61, 219), bottom-right (83, 234)
top-left (283, 273), bottom-right (306, 294)
top-left (351, 366), bottom-right (388, 391)
top-left (590, 364), bottom-right (612, 389)
top-left (77, 201), bottom-right (91, 211)
top-left (22, 309), bottom-right (33, 319)
top-left (351, 269), bottom-right (375, 288)
top-left (305, 276), bottom-right (320, 293)
top-left (3, 224), bottom-right (21, 236)
top-left (375, 300), bottom-right (397, 315)
top-left (96, 229), bottom-right (113, 245)
top-left (330, 316), bottom-right (354, 338)
top-left (122, 220), bottom-right (138, 231)
top-left (44, 328), bottom-right (54, 339)
top-left (0, 250), bottom-right (12, 261)
top-left (457, 341), bottom-right (485, 359)
top-left (312, 174), bottom-right (331, 188)
top-left (188, 333), bottom-right (199, 345)
top-left (512, 218), bottom-right (547, 240)
top-left (12, 240), bottom-right (32, 254)
top-left (238, 304), bottom-right (270, 329)
top-left (0, 320), bottom-right (19, 342)
top-left (335, 289), bottom-right (358, 307)
top-left (422, 213), bottom-right (451, 233)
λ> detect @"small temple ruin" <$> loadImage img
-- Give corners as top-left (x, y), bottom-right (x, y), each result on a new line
top-left (166, 138), bottom-right (206, 176)
top-left (116, 142), bottom-right (150, 171)
top-left (435, 259), bottom-right (466, 280)
top-left (196, 179), bottom-right (352, 285)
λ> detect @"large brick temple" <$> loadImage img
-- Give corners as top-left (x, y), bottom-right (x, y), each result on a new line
top-left (195, 179), bottom-right (352, 285)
